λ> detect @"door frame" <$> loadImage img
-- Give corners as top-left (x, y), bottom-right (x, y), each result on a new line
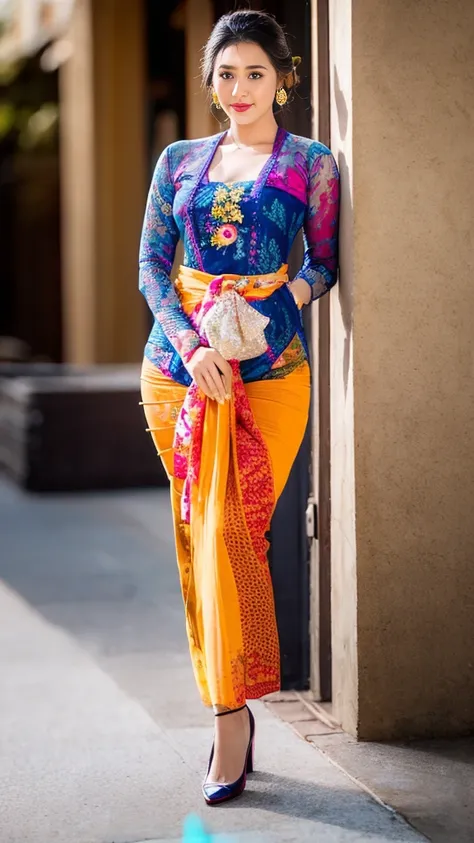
top-left (309, 0), bottom-right (332, 702)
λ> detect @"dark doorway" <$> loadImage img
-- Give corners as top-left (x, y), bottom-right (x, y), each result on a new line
top-left (144, 0), bottom-right (187, 336)
top-left (0, 53), bottom-right (61, 363)
top-left (145, 0), bottom-right (186, 170)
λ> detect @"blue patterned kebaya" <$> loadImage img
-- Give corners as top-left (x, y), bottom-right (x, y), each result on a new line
top-left (139, 126), bottom-right (340, 385)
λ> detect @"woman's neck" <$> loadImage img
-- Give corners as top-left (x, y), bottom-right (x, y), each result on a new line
top-left (226, 114), bottom-right (279, 148)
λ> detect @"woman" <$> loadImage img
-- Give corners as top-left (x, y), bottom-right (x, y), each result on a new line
top-left (139, 9), bottom-right (339, 806)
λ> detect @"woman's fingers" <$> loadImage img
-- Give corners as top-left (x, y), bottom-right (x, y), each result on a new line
top-left (185, 347), bottom-right (233, 403)
top-left (206, 363), bottom-right (227, 402)
top-left (195, 360), bottom-right (226, 402)
top-left (193, 371), bottom-right (212, 399)
top-left (213, 353), bottom-right (233, 398)
top-left (288, 277), bottom-right (311, 307)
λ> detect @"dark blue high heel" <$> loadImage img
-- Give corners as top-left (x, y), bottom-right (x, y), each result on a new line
top-left (202, 704), bottom-right (255, 806)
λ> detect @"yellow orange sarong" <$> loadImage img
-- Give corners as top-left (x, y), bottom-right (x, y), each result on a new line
top-left (140, 266), bottom-right (310, 711)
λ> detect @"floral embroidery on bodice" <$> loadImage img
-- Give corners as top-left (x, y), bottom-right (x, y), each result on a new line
top-left (208, 183), bottom-right (245, 248)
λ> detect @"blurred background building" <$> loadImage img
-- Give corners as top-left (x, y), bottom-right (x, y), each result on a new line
top-left (1, 0), bottom-right (474, 746)
top-left (0, 0), bottom-right (313, 367)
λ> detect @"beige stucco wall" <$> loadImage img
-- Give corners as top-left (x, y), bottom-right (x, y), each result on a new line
top-left (328, 0), bottom-right (358, 736)
top-left (330, 0), bottom-right (474, 739)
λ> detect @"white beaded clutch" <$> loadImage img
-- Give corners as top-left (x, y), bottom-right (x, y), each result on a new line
top-left (200, 289), bottom-right (270, 361)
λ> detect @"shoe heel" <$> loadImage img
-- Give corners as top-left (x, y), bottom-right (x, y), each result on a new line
top-left (246, 738), bottom-right (254, 773)
top-left (246, 707), bottom-right (255, 773)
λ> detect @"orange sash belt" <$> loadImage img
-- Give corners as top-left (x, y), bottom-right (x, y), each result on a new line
top-left (175, 264), bottom-right (289, 364)
top-left (174, 263), bottom-right (289, 312)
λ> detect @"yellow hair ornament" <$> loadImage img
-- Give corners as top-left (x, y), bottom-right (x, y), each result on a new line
top-left (284, 56), bottom-right (302, 90)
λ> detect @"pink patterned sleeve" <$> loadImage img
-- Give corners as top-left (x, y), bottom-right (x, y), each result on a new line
top-left (138, 147), bottom-right (201, 363)
top-left (296, 149), bottom-right (340, 301)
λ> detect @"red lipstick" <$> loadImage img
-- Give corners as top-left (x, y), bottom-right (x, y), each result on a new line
top-left (230, 103), bottom-right (252, 112)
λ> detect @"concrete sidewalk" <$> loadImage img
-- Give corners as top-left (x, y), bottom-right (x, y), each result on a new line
top-left (0, 479), bottom-right (426, 843)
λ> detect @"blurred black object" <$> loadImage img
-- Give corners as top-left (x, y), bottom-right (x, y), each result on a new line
top-left (0, 364), bottom-right (167, 491)
top-left (269, 422), bottom-right (311, 692)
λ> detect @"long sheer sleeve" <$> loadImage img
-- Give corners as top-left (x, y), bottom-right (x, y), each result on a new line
top-left (296, 148), bottom-right (340, 301)
top-left (139, 147), bottom-right (201, 362)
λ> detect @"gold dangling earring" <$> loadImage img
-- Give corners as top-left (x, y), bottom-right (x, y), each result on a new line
top-left (212, 90), bottom-right (221, 109)
top-left (275, 87), bottom-right (288, 106)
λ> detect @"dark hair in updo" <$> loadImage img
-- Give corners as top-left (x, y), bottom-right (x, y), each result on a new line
top-left (201, 10), bottom-right (300, 102)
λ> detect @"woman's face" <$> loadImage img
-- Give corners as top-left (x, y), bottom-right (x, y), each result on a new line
top-left (212, 41), bottom-right (279, 125)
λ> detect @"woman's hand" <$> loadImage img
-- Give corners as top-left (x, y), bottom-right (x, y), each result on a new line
top-left (288, 277), bottom-right (312, 308)
top-left (184, 347), bottom-right (233, 403)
